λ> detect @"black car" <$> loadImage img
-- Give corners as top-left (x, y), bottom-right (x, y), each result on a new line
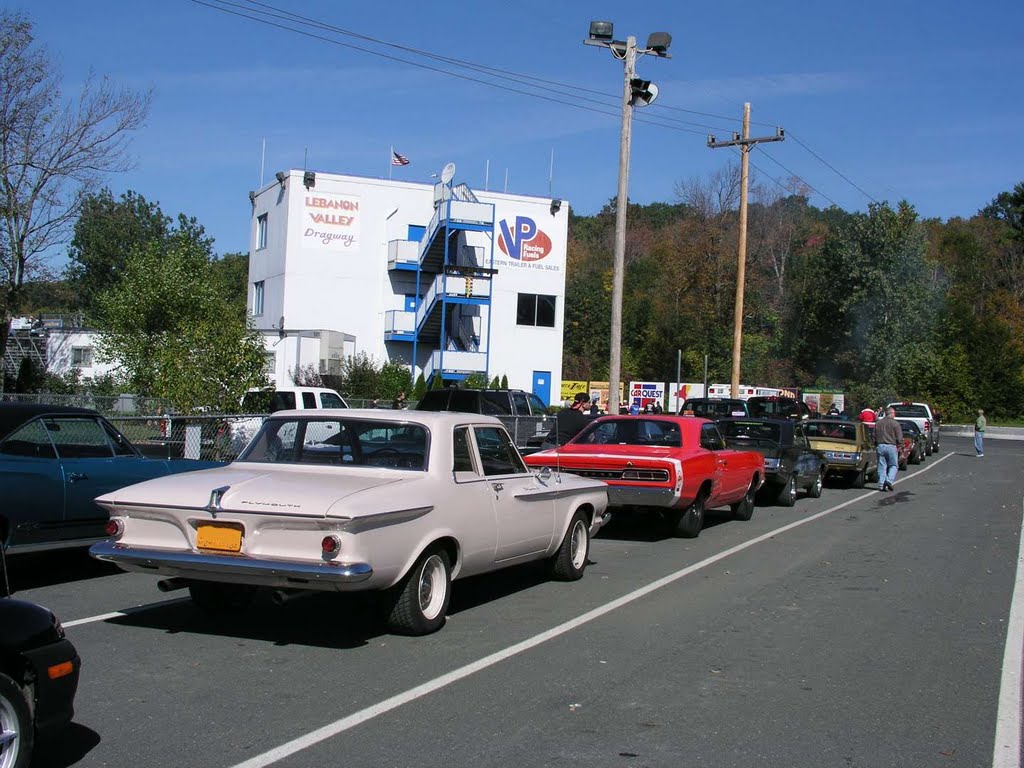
top-left (415, 388), bottom-right (554, 449)
top-left (746, 396), bottom-right (811, 420)
top-left (678, 398), bottom-right (750, 418)
top-left (717, 417), bottom-right (825, 506)
top-left (896, 419), bottom-right (926, 466)
top-left (0, 544), bottom-right (81, 767)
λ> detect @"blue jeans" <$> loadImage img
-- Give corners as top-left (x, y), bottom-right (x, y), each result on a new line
top-left (975, 432), bottom-right (984, 455)
top-left (877, 444), bottom-right (898, 487)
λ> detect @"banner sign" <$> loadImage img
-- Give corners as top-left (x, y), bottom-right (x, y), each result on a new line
top-left (302, 192), bottom-right (360, 252)
top-left (628, 381), bottom-right (665, 411)
top-left (560, 380), bottom-right (588, 404)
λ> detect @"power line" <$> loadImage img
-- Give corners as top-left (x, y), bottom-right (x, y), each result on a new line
top-left (753, 147), bottom-right (840, 207)
top-left (786, 132), bottom-right (877, 203)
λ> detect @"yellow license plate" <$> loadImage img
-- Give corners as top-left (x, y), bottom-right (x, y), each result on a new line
top-left (196, 524), bottom-right (242, 552)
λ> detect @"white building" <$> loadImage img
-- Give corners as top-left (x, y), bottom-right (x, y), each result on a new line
top-left (247, 167), bottom-right (569, 405)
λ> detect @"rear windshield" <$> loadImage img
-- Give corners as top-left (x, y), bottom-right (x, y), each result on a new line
top-left (891, 404), bottom-right (928, 418)
top-left (896, 419), bottom-right (921, 435)
top-left (574, 418), bottom-right (683, 448)
top-left (804, 421), bottom-right (857, 441)
top-left (681, 400), bottom-right (747, 418)
top-left (240, 417), bottom-right (428, 470)
top-left (718, 420), bottom-right (782, 445)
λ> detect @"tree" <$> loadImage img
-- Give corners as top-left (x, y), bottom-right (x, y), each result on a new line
top-left (95, 237), bottom-right (266, 412)
top-left (0, 12), bottom-right (150, 382)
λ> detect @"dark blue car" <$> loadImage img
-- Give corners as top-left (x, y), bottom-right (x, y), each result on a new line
top-left (0, 404), bottom-right (224, 553)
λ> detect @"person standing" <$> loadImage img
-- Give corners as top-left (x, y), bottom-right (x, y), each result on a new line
top-left (874, 406), bottom-right (903, 492)
top-left (975, 409), bottom-right (986, 457)
top-left (859, 406), bottom-right (876, 424)
top-left (540, 392), bottom-right (592, 449)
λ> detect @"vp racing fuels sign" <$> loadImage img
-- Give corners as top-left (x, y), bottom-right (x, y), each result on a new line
top-left (497, 216), bottom-right (552, 262)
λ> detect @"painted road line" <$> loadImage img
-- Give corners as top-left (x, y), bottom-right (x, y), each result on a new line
top-left (228, 454), bottom-right (955, 768)
top-left (62, 597), bottom-right (190, 628)
top-left (992, 496), bottom-right (1024, 768)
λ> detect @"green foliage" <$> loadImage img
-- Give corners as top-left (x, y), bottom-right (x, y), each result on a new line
top-left (95, 237), bottom-right (267, 412)
top-left (464, 372), bottom-right (488, 389)
top-left (500, 374), bottom-right (508, 388)
top-left (489, 376), bottom-right (500, 389)
top-left (340, 352), bottom-right (380, 398)
top-left (377, 360), bottom-right (413, 400)
top-left (413, 373), bottom-right (427, 400)
top-left (15, 357), bottom-right (45, 392)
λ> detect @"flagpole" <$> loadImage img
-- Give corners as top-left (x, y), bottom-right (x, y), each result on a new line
top-left (389, 145), bottom-right (393, 180)
top-left (485, 159), bottom-right (490, 191)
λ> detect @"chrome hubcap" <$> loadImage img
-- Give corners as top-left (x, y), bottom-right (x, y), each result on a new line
top-left (570, 520), bottom-right (587, 569)
top-left (417, 554), bottom-right (446, 620)
top-left (0, 697), bottom-right (20, 768)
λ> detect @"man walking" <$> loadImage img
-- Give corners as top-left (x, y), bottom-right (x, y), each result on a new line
top-left (975, 409), bottom-right (986, 457)
top-left (874, 406), bottom-right (903, 492)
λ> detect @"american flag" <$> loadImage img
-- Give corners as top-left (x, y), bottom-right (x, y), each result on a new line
top-left (391, 150), bottom-right (410, 166)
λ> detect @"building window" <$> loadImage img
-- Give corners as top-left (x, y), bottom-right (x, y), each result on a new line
top-left (263, 351), bottom-right (275, 376)
top-left (71, 347), bottom-right (93, 367)
top-left (253, 281), bottom-right (265, 316)
top-left (516, 293), bottom-right (556, 327)
top-left (256, 213), bottom-right (268, 250)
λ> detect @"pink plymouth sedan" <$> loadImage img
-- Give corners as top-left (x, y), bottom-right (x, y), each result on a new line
top-left (90, 410), bottom-right (608, 636)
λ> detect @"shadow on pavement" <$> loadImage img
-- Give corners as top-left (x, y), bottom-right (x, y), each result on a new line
top-left (32, 722), bottom-right (101, 768)
top-left (6, 549), bottom-right (121, 592)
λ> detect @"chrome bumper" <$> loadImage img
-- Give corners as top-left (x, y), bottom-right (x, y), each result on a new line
top-left (90, 541), bottom-right (373, 588)
top-left (606, 486), bottom-right (677, 508)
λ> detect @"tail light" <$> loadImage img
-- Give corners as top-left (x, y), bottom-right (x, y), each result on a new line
top-left (321, 535), bottom-right (341, 556)
top-left (159, 418), bottom-right (169, 438)
top-left (105, 518), bottom-right (124, 538)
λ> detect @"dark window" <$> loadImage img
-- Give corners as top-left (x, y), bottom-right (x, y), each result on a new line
top-left (320, 392), bottom-right (346, 409)
top-left (453, 427), bottom-right (475, 473)
top-left (481, 391), bottom-right (511, 415)
top-left (528, 393), bottom-right (548, 415)
top-left (447, 390), bottom-right (478, 413)
top-left (516, 293), bottom-right (556, 327)
top-left (474, 426), bottom-right (526, 476)
top-left (302, 392), bottom-right (317, 409)
top-left (0, 420), bottom-right (57, 459)
top-left (700, 424), bottom-right (725, 451)
top-left (44, 418), bottom-right (114, 459)
top-left (510, 392), bottom-right (530, 415)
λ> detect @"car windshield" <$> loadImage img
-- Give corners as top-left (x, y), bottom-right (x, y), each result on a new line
top-left (718, 420), bottom-right (782, 445)
top-left (240, 417), bottom-right (428, 470)
top-left (573, 418), bottom-right (682, 447)
top-left (748, 398), bottom-right (800, 418)
top-left (891, 404), bottom-right (928, 418)
top-left (804, 421), bottom-right (858, 441)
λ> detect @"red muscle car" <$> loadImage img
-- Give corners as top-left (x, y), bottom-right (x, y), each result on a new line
top-left (524, 416), bottom-right (765, 538)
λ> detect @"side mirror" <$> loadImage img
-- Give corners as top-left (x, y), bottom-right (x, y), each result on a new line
top-left (537, 466), bottom-right (552, 481)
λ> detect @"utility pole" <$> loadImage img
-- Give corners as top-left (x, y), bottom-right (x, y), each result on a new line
top-left (584, 21), bottom-right (671, 413)
top-left (708, 103), bottom-right (784, 398)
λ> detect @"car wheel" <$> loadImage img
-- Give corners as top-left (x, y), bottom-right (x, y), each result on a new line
top-left (898, 454), bottom-right (908, 471)
top-left (807, 468), bottom-right (824, 499)
top-left (549, 511), bottom-right (590, 581)
top-left (777, 475), bottom-right (797, 507)
top-left (387, 546), bottom-right (451, 636)
top-left (932, 441), bottom-right (940, 454)
top-left (674, 492), bottom-right (706, 538)
top-left (924, 441), bottom-right (932, 457)
top-left (188, 582), bottom-right (256, 614)
top-left (731, 479), bottom-right (757, 521)
top-left (0, 672), bottom-right (33, 768)
top-left (910, 446), bottom-right (921, 465)
top-left (851, 466), bottom-right (867, 489)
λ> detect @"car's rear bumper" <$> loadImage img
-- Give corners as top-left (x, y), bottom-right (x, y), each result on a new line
top-left (606, 486), bottom-right (677, 508)
top-left (90, 541), bottom-right (373, 589)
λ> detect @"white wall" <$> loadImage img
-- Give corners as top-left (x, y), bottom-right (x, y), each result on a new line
top-left (47, 330), bottom-right (118, 380)
top-left (247, 171), bottom-right (568, 402)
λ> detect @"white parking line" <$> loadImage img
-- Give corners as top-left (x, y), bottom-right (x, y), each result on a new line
top-left (992, 496), bottom-right (1024, 768)
top-left (227, 454), bottom-right (954, 768)
top-left (62, 597), bottom-right (190, 628)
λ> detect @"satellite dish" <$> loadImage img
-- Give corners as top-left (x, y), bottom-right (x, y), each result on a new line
top-left (440, 162), bottom-right (456, 185)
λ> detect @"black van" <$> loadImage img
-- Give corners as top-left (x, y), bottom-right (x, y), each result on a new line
top-left (678, 398), bottom-right (751, 418)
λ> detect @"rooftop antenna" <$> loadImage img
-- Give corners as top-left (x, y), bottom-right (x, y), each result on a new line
top-left (504, 168), bottom-right (509, 194)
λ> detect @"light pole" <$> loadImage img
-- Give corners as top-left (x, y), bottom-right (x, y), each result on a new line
top-left (584, 21), bottom-right (671, 413)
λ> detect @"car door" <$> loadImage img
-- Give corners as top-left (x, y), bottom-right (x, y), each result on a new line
top-left (48, 416), bottom-right (170, 539)
top-left (472, 425), bottom-right (555, 562)
top-left (701, 423), bottom-right (745, 500)
top-left (0, 418), bottom-right (65, 548)
top-left (792, 424), bottom-right (820, 487)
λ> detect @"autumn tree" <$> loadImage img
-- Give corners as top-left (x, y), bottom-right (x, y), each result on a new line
top-left (0, 11), bottom-right (150, 385)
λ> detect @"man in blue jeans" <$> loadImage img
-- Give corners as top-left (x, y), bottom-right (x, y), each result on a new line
top-left (874, 406), bottom-right (904, 491)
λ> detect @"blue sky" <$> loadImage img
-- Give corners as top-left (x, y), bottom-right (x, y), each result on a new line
top-left (22, 0), bottom-right (1024, 259)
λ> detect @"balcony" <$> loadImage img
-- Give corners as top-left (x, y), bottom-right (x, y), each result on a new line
top-left (387, 239), bottom-right (419, 271)
top-left (384, 310), bottom-right (415, 342)
top-left (423, 349), bottom-right (487, 382)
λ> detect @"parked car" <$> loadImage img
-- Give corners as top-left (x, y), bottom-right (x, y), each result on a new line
top-left (746, 396), bottom-right (811, 420)
top-left (887, 401), bottom-right (940, 454)
top-left (0, 404), bottom-right (225, 553)
top-left (717, 418), bottom-right (825, 506)
top-left (415, 388), bottom-right (554, 450)
top-left (677, 398), bottom-right (750, 418)
top-left (524, 415), bottom-right (764, 538)
top-left (803, 419), bottom-right (879, 487)
top-left (895, 419), bottom-right (926, 466)
top-left (90, 410), bottom-right (608, 636)
top-left (0, 541), bottom-right (81, 768)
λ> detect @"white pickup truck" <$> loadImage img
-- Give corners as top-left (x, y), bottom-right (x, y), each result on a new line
top-left (887, 401), bottom-right (941, 455)
top-left (229, 387), bottom-right (349, 455)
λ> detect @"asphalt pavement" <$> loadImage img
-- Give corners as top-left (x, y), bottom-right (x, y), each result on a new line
top-left (20, 435), bottom-right (1024, 768)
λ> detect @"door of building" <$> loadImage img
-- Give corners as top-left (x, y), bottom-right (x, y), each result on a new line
top-left (532, 371), bottom-right (551, 406)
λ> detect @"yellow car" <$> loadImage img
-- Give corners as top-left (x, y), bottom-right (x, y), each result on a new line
top-left (804, 419), bottom-right (878, 487)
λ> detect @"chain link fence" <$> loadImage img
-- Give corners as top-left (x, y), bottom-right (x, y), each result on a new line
top-left (107, 412), bottom-right (554, 462)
